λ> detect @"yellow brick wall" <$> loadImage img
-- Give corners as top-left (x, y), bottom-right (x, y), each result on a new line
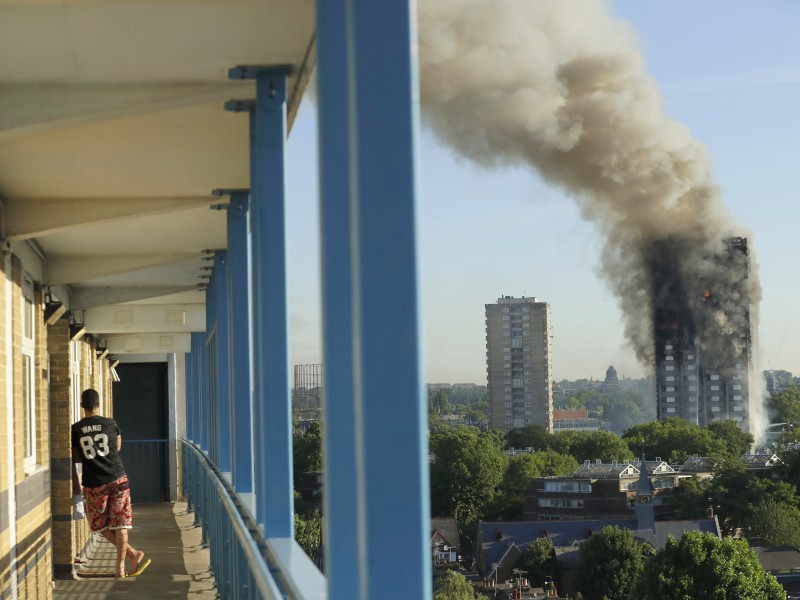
top-left (2, 256), bottom-right (54, 598)
top-left (0, 256), bottom-right (10, 595)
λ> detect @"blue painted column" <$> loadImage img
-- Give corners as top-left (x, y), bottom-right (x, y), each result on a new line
top-left (317, 2), bottom-right (431, 598)
top-left (204, 266), bottom-right (217, 457)
top-left (185, 335), bottom-right (195, 442)
top-left (224, 190), bottom-right (255, 498)
top-left (229, 65), bottom-right (293, 536)
top-left (315, 1), bottom-right (359, 597)
top-left (213, 251), bottom-right (232, 475)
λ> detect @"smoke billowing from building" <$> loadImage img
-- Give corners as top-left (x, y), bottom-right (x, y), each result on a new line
top-left (417, 0), bottom-right (763, 431)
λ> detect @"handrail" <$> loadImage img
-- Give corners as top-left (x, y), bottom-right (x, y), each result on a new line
top-left (182, 438), bottom-right (326, 599)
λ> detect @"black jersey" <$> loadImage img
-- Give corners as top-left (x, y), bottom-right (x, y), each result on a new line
top-left (71, 416), bottom-right (126, 488)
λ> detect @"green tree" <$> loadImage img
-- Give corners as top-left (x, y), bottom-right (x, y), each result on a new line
top-left (706, 419), bottom-right (754, 457)
top-left (630, 532), bottom-right (785, 600)
top-left (768, 384), bottom-right (800, 425)
top-left (294, 509), bottom-right (322, 560)
top-left (433, 570), bottom-right (475, 600)
top-left (494, 450), bottom-right (578, 519)
top-left (749, 498), bottom-right (800, 547)
top-left (505, 424), bottom-right (553, 451)
top-left (555, 430), bottom-right (634, 463)
top-left (710, 463), bottom-right (800, 535)
top-left (430, 389), bottom-right (453, 416)
top-left (669, 475), bottom-right (712, 520)
top-left (293, 421), bottom-right (322, 480)
top-left (622, 418), bottom-right (727, 463)
top-left (517, 537), bottom-right (561, 590)
top-left (430, 426), bottom-right (508, 521)
top-left (574, 526), bottom-right (648, 600)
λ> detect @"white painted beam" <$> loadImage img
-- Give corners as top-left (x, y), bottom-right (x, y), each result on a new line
top-left (5, 197), bottom-right (217, 241)
top-left (83, 304), bottom-right (206, 334)
top-left (47, 253), bottom-right (199, 284)
top-left (0, 82), bottom-right (253, 142)
top-left (102, 333), bottom-right (192, 354)
top-left (71, 285), bottom-right (201, 310)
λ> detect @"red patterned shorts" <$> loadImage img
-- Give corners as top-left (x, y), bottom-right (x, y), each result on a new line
top-left (83, 475), bottom-right (132, 532)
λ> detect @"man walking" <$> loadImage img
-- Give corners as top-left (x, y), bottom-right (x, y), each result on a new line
top-left (72, 388), bottom-right (145, 578)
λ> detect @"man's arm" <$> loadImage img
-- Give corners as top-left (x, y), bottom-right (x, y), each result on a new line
top-left (72, 451), bottom-right (82, 494)
top-left (117, 434), bottom-right (122, 452)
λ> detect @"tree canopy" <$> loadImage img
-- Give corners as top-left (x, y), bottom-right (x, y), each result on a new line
top-left (493, 450), bottom-right (579, 519)
top-left (768, 384), bottom-right (800, 426)
top-left (433, 570), bottom-right (475, 600)
top-left (630, 532), bottom-right (785, 600)
top-left (293, 421), bottom-right (322, 480)
top-left (749, 498), bottom-right (800, 547)
top-left (621, 418), bottom-right (727, 463)
top-left (706, 419), bottom-right (754, 457)
top-left (574, 526), bottom-right (650, 600)
top-left (516, 537), bottom-right (561, 591)
top-left (429, 426), bottom-right (508, 521)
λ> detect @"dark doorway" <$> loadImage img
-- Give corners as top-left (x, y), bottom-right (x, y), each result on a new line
top-left (113, 362), bottom-right (169, 503)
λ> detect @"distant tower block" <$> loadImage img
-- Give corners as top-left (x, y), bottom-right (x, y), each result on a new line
top-left (650, 237), bottom-right (752, 431)
top-left (485, 296), bottom-right (553, 432)
top-left (293, 364), bottom-right (323, 410)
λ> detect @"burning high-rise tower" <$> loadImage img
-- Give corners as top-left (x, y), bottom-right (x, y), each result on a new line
top-left (650, 237), bottom-right (752, 430)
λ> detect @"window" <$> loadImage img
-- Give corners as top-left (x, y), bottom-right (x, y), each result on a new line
top-left (733, 395), bottom-right (742, 401)
top-left (733, 385), bottom-right (742, 391)
top-left (710, 374), bottom-right (720, 381)
top-left (538, 498), bottom-right (584, 509)
top-left (711, 406), bottom-right (720, 412)
top-left (665, 344), bottom-right (673, 350)
top-left (502, 316), bottom-right (510, 321)
top-left (523, 323), bottom-right (530, 328)
top-left (666, 396), bottom-right (675, 403)
top-left (686, 354), bottom-right (694, 360)
top-left (666, 386), bottom-right (675, 392)
top-left (523, 315), bottom-right (529, 320)
top-left (503, 307), bottom-right (509, 312)
top-left (22, 275), bottom-right (36, 470)
top-left (666, 366), bottom-right (675, 371)
top-left (666, 376), bottom-right (675, 382)
top-left (710, 385), bottom-right (720, 391)
top-left (687, 375), bottom-right (697, 381)
top-left (504, 363), bottom-right (511, 368)
top-left (503, 323), bottom-right (510, 329)
top-left (666, 407), bottom-right (676, 413)
top-left (504, 403), bottom-right (511, 408)
top-left (544, 481), bottom-right (591, 493)
top-left (522, 307), bottom-right (529, 313)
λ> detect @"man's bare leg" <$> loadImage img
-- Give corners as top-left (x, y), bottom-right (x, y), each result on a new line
top-left (100, 530), bottom-right (143, 568)
top-left (113, 528), bottom-right (129, 578)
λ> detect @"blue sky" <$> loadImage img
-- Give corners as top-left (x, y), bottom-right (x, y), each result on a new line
top-left (284, 1), bottom-right (800, 383)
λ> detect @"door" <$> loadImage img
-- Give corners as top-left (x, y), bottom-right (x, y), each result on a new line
top-left (113, 362), bottom-right (169, 502)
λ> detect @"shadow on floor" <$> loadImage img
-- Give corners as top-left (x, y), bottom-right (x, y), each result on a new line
top-left (54, 501), bottom-right (217, 599)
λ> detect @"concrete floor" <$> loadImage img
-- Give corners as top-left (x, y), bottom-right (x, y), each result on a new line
top-left (53, 501), bottom-right (218, 599)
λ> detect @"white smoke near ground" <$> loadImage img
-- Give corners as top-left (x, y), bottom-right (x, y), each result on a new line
top-left (417, 0), bottom-right (766, 438)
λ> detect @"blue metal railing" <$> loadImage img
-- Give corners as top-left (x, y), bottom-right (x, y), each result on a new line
top-left (182, 438), bottom-right (326, 599)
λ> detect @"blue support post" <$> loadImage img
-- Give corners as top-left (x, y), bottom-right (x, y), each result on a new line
top-left (206, 263), bottom-right (219, 461)
top-left (229, 65), bottom-right (293, 537)
top-left (317, 2), bottom-right (431, 598)
top-left (315, 2), bottom-right (359, 597)
top-left (219, 189), bottom-right (255, 500)
top-left (214, 251), bottom-right (232, 475)
top-left (186, 335), bottom-right (195, 443)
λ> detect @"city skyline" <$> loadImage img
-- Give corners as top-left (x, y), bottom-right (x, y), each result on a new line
top-left (282, 1), bottom-right (800, 384)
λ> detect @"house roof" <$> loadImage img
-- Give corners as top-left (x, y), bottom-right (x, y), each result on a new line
top-left (478, 517), bottom-right (722, 569)
top-left (752, 547), bottom-right (800, 572)
top-left (430, 518), bottom-right (460, 550)
top-left (741, 452), bottom-right (782, 469)
top-left (630, 459), bottom-right (677, 475)
top-left (680, 455), bottom-right (717, 473)
top-left (571, 461), bottom-right (639, 479)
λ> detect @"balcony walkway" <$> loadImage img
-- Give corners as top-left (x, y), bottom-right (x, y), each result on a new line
top-left (53, 502), bottom-right (217, 599)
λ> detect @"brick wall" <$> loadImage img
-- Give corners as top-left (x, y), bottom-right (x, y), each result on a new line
top-left (0, 256), bottom-right (54, 598)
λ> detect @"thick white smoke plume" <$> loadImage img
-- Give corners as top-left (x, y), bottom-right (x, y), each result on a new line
top-left (417, 0), bottom-right (765, 435)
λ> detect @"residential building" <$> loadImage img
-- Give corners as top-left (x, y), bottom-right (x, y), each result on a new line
top-left (650, 237), bottom-right (752, 430)
top-left (485, 296), bottom-right (553, 431)
top-left (522, 458), bottom-right (685, 522)
top-left (552, 409), bottom-right (611, 433)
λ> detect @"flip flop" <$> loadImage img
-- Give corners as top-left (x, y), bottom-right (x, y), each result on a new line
top-left (128, 558), bottom-right (152, 577)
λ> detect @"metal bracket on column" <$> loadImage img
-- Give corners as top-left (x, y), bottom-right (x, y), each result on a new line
top-left (228, 66), bottom-right (290, 111)
top-left (224, 99), bottom-right (255, 114)
top-left (212, 188), bottom-right (250, 218)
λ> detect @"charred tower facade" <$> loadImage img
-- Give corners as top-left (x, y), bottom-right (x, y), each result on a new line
top-left (651, 237), bottom-right (752, 431)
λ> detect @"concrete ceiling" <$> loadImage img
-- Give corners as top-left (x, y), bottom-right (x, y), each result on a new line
top-left (0, 0), bottom-right (316, 355)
